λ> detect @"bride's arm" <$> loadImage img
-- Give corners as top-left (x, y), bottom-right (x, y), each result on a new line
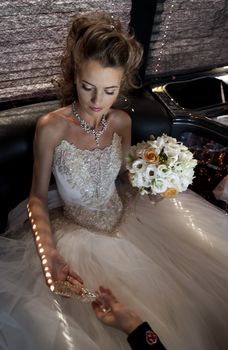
top-left (28, 115), bottom-right (83, 291)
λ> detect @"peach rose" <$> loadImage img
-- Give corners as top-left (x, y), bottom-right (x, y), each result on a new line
top-left (162, 188), bottom-right (177, 198)
top-left (143, 148), bottom-right (159, 164)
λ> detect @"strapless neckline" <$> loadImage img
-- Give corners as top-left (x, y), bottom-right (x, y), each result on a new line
top-left (54, 132), bottom-right (121, 155)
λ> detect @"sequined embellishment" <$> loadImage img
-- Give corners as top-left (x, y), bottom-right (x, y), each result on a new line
top-left (52, 133), bottom-right (123, 232)
top-left (63, 190), bottom-right (123, 233)
top-left (53, 280), bottom-right (98, 303)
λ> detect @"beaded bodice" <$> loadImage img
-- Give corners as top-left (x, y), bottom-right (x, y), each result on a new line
top-left (52, 133), bottom-right (123, 232)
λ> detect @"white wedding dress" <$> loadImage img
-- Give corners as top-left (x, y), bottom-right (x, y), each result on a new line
top-left (0, 132), bottom-right (228, 350)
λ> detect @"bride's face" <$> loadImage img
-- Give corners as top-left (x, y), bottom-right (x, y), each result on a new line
top-left (75, 59), bottom-right (124, 118)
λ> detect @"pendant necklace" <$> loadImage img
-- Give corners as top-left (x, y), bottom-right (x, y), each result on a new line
top-left (72, 101), bottom-right (108, 147)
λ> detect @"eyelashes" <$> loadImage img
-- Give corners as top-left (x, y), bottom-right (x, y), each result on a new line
top-left (81, 85), bottom-right (92, 92)
top-left (81, 84), bottom-right (115, 95)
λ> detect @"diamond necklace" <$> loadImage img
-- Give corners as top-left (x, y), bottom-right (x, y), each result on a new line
top-left (72, 101), bottom-right (108, 147)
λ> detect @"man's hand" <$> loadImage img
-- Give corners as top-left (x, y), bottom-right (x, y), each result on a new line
top-left (92, 286), bottom-right (142, 335)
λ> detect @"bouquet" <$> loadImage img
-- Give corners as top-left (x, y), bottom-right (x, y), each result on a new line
top-left (126, 134), bottom-right (197, 198)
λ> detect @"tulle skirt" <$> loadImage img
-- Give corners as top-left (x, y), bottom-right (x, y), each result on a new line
top-left (0, 189), bottom-right (228, 350)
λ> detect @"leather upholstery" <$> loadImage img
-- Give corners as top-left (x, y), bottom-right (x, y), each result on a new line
top-left (0, 113), bottom-right (37, 232)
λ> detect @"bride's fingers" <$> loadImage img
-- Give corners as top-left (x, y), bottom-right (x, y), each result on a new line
top-left (69, 269), bottom-right (84, 284)
top-left (66, 275), bottom-right (83, 287)
top-left (99, 286), bottom-right (111, 294)
top-left (60, 263), bottom-right (69, 277)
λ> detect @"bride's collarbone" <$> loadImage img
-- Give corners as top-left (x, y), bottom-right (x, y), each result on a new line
top-left (52, 111), bottom-right (118, 150)
top-left (56, 127), bottom-right (116, 151)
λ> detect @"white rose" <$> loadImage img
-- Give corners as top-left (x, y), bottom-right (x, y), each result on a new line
top-left (178, 150), bottom-right (194, 161)
top-left (179, 159), bottom-right (197, 171)
top-left (164, 143), bottom-right (181, 157)
top-left (147, 136), bottom-right (166, 153)
top-left (181, 167), bottom-right (195, 180)
top-left (146, 142), bottom-right (161, 154)
top-left (163, 135), bottom-right (177, 146)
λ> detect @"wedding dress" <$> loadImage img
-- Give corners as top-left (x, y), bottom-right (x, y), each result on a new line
top-left (0, 132), bottom-right (228, 350)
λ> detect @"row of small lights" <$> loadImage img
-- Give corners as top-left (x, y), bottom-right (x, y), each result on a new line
top-left (27, 203), bottom-right (55, 292)
top-left (154, 1), bottom-right (175, 74)
top-left (152, 1), bottom-right (195, 116)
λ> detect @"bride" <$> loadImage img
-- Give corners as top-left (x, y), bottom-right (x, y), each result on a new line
top-left (0, 13), bottom-right (228, 350)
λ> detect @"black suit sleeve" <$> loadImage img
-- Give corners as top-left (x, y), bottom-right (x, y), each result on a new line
top-left (127, 322), bottom-right (167, 350)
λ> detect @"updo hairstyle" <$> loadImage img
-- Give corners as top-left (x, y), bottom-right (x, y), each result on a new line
top-left (58, 13), bottom-right (143, 105)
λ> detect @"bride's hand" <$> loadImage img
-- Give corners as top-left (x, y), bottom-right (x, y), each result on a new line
top-left (44, 248), bottom-right (83, 287)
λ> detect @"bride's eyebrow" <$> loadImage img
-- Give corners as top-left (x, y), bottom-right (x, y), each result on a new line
top-left (82, 80), bottom-right (119, 89)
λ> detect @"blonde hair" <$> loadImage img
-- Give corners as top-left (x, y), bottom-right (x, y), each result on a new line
top-left (58, 13), bottom-right (143, 105)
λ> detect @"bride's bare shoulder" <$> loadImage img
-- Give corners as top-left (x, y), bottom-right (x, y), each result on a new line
top-left (35, 105), bottom-right (72, 143)
top-left (37, 105), bottom-right (71, 128)
top-left (36, 106), bottom-right (70, 134)
top-left (109, 108), bottom-right (132, 129)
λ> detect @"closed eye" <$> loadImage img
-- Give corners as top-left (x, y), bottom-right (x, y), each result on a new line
top-left (105, 90), bottom-right (116, 95)
top-left (81, 84), bottom-right (93, 91)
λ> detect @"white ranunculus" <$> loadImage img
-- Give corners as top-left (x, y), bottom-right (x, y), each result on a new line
top-left (131, 172), bottom-right (146, 188)
top-left (156, 164), bottom-right (170, 178)
top-left (151, 178), bottom-right (168, 194)
top-left (180, 174), bottom-right (194, 191)
top-left (171, 162), bottom-right (183, 173)
top-left (167, 173), bottom-right (182, 192)
top-left (167, 155), bottom-right (179, 166)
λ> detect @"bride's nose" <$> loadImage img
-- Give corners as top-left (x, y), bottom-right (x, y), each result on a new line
top-left (91, 90), bottom-right (103, 105)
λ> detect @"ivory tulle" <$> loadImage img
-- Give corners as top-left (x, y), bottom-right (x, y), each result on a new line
top-left (0, 189), bottom-right (228, 350)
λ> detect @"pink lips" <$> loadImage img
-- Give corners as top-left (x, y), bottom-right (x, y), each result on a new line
top-left (90, 106), bottom-right (102, 112)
